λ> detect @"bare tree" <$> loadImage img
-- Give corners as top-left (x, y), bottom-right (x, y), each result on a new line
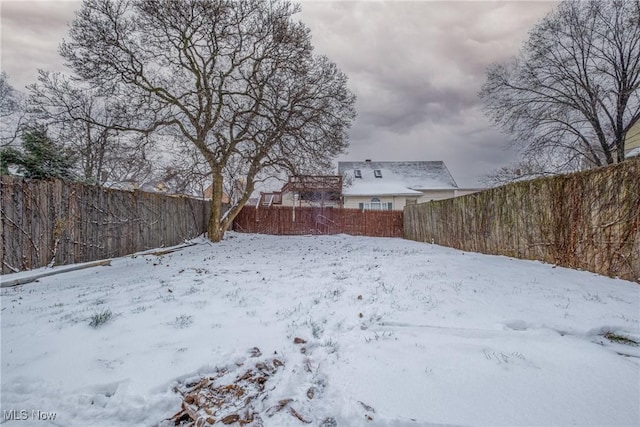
top-left (0, 72), bottom-right (26, 147)
top-left (480, 158), bottom-right (553, 187)
top-left (480, 0), bottom-right (640, 169)
top-left (159, 144), bottom-right (212, 196)
top-left (59, 0), bottom-right (356, 241)
top-left (28, 71), bottom-right (156, 184)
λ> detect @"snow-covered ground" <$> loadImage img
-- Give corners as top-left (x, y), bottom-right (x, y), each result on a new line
top-left (1, 232), bottom-right (639, 427)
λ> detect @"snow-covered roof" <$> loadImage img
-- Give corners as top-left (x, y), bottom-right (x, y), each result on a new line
top-left (338, 160), bottom-right (458, 196)
top-left (627, 146), bottom-right (640, 158)
top-left (104, 180), bottom-right (138, 191)
top-left (140, 181), bottom-right (173, 193)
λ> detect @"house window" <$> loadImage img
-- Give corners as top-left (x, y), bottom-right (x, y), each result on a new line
top-left (354, 170), bottom-right (362, 178)
top-left (360, 197), bottom-right (392, 211)
top-left (370, 197), bottom-right (382, 210)
top-left (374, 169), bottom-right (382, 178)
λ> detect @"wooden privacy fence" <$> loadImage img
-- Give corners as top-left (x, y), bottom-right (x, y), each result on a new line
top-left (404, 158), bottom-right (640, 283)
top-left (233, 205), bottom-right (403, 238)
top-left (1, 175), bottom-right (211, 274)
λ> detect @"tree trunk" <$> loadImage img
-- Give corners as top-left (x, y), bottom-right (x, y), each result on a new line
top-left (616, 136), bottom-right (626, 163)
top-left (207, 170), bottom-right (225, 242)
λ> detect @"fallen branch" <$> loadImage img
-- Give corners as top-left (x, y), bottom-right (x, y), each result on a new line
top-left (1, 259), bottom-right (111, 288)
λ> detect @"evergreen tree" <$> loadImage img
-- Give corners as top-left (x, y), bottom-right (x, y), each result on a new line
top-left (0, 147), bottom-right (21, 175)
top-left (0, 125), bottom-right (76, 179)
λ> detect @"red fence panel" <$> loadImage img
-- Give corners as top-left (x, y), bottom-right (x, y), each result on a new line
top-left (233, 206), bottom-right (403, 238)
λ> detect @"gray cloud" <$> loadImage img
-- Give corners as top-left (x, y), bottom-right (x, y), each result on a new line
top-left (1, 0), bottom-right (558, 186)
top-left (1, 1), bottom-right (78, 90)
top-left (300, 1), bottom-right (557, 185)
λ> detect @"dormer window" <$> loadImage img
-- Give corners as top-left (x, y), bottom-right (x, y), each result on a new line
top-left (354, 169), bottom-right (362, 178)
top-left (374, 169), bottom-right (382, 178)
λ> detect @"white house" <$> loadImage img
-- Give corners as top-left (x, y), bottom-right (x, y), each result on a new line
top-left (625, 120), bottom-right (640, 158)
top-left (338, 160), bottom-right (481, 211)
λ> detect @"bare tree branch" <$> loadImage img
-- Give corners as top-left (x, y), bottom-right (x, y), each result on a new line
top-left (27, 71), bottom-right (157, 184)
top-left (0, 72), bottom-right (27, 147)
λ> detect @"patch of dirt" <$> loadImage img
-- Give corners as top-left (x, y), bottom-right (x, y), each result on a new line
top-left (166, 348), bottom-right (311, 426)
top-left (604, 332), bottom-right (639, 346)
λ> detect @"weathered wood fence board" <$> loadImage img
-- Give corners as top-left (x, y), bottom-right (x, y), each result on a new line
top-left (404, 158), bottom-right (640, 283)
top-left (1, 175), bottom-right (211, 274)
top-left (233, 206), bottom-right (403, 238)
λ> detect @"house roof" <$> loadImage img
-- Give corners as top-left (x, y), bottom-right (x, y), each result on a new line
top-left (281, 175), bottom-right (342, 193)
top-left (627, 146), bottom-right (640, 158)
top-left (338, 160), bottom-right (458, 196)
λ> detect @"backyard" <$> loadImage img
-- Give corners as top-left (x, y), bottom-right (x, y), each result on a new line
top-left (1, 232), bottom-right (639, 426)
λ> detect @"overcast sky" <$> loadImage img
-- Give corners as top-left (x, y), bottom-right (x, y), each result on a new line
top-left (1, 0), bottom-right (558, 186)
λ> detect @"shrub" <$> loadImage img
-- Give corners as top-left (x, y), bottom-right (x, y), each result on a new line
top-left (89, 309), bottom-right (113, 328)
